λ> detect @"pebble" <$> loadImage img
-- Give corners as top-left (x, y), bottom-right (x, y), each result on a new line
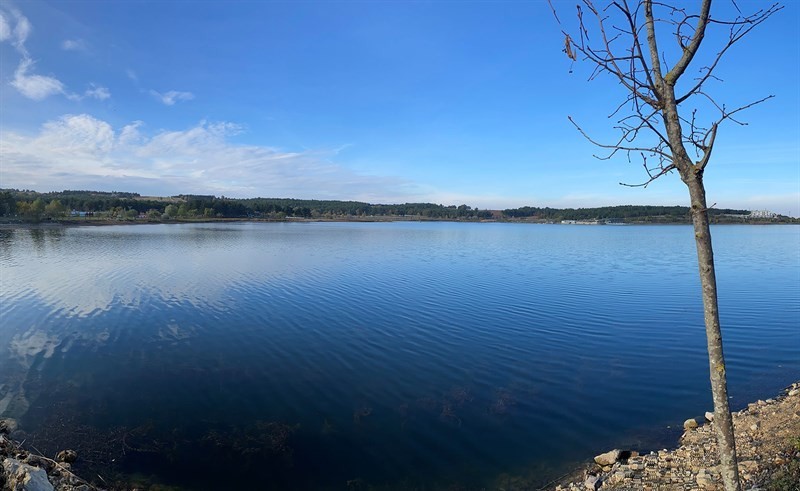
top-left (584, 474), bottom-right (601, 490)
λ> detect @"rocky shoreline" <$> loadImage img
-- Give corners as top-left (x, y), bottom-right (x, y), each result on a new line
top-left (1, 419), bottom-right (95, 491)
top-left (552, 382), bottom-right (800, 491)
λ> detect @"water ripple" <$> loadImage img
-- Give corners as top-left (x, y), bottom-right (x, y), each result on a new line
top-left (0, 223), bottom-right (797, 489)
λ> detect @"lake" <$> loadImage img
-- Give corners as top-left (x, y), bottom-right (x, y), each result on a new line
top-left (0, 222), bottom-right (798, 489)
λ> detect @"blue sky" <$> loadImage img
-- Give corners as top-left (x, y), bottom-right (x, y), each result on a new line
top-left (1, 0), bottom-right (798, 215)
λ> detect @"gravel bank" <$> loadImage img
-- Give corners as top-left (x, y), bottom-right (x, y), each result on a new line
top-left (554, 382), bottom-right (800, 491)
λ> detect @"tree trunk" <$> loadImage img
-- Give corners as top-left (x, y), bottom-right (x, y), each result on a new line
top-left (685, 175), bottom-right (741, 491)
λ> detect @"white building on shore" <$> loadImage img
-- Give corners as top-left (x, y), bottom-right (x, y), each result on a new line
top-left (749, 210), bottom-right (778, 219)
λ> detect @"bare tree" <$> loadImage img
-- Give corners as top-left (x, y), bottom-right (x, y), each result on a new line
top-left (551, 1), bottom-right (782, 490)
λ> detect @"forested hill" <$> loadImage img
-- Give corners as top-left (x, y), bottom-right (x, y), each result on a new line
top-left (502, 205), bottom-right (754, 221)
top-left (0, 189), bottom-right (793, 223)
top-left (0, 189), bottom-right (494, 220)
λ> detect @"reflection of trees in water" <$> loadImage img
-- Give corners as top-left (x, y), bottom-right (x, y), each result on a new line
top-left (26, 227), bottom-right (65, 252)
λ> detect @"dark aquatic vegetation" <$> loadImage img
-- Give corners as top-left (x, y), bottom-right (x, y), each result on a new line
top-left (439, 402), bottom-right (461, 427)
top-left (489, 388), bottom-right (516, 416)
top-left (0, 222), bottom-right (797, 490)
top-left (353, 406), bottom-right (373, 424)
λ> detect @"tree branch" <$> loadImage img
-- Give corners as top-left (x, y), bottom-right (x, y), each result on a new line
top-left (664, 0), bottom-right (711, 85)
top-left (696, 122), bottom-right (717, 171)
top-left (568, 116), bottom-right (674, 161)
top-left (620, 162), bottom-right (677, 187)
top-left (644, 0), bottom-right (666, 94)
top-left (676, 3), bottom-right (783, 103)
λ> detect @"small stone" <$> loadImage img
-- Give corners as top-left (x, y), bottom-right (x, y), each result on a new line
top-left (789, 388), bottom-right (799, 397)
top-left (696, 472), bottom-right (713, 488)
top-left (55, 449), bottom-right (78, 463)
top-left (684, 418), bottom-right (699, 430)
top-left (584, 474), bottom-right (601, 490)
top-left (739, 460), bottom-right (758, 473)
top-left (594, 449), bottom-right (621, 466)
top-left (704, 411), bottom-right (714, 422)
top-left (749, 422), bottom-right (759, 431)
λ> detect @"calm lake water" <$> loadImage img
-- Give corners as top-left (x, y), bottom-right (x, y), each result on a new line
top-left (0, 222), bottom-right (798, 489)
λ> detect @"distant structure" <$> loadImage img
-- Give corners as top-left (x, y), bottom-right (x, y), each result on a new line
top-left (749, 209), bottom-right (778, 219)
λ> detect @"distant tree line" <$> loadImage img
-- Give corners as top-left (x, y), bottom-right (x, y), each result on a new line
top-left (0, 190), bottom-right (494, 221)
top-left (1, 189), bottom-right (790, 224)
top-left (501, 204), bottom-right (753, 221)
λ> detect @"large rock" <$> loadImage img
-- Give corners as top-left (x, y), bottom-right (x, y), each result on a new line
top-left (0, 418), bottom-right (18, 434)
top-left (2, 458), bottom-right (55, 491)
top-left (704, 411), bottom-right (714, 422)
top-left (683, 418), bottom-right (698, 430)
top-left (594, 449), bottom-right (621, 466)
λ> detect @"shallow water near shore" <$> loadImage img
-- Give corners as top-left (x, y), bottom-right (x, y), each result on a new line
top-left (0, 222), bottom-right (798, 489)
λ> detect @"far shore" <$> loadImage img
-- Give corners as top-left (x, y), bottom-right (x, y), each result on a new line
top-left (1, 216), bottom-right (796, 229)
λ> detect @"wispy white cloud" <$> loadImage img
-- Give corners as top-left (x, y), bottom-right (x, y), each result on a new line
top-left (0, 11), bottom-right (11, 42)
top-left (9, 9), bottom-right (30, 55)
top-left (65, 84), bottom-right (112, 102)
top-left (61, 38), bottom-right (87, 51)
top-left (125, 69), bottom-right (138, 82)
top-left (118, 120), bottom-right (145, 146)
top-left (0, 114), bottom-right (421, 202)
top-left (84, 84), bottom-right (111, 100)
top-left (10, 58), bottom-right (66, 100)
top-left (3, 113), bottom-right (794, 214)
top-left (2, 8), bottom-right (111, 103)
top-left (1, 8), bottom-right (67, 101)
top-left (150, 89), bottom-right (194, 106)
